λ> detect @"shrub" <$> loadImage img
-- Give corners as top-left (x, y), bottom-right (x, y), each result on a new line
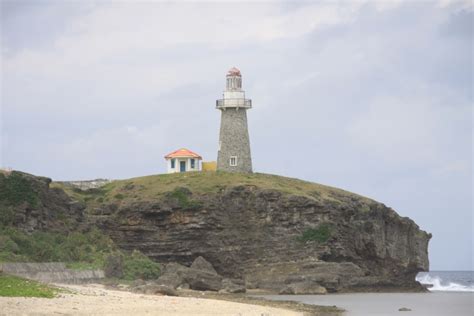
top-left (0, 207), bottom-right (15, 227)
top-left (169, 187), bottom-right (202, 210)
top-left (297, 224), bottom-right (331, 243)
top-left (0, 227), bottom-right (160, 281)
top-left (0, 227), bottom-right (116, 265)
top-left (0, 173), bottom-right (39, 207)
top-left (122, 250), bottom-right (161, 280)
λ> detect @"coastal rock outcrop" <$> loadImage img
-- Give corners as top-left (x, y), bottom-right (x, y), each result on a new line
top-left (90, 174), bottom-right (431, 292)
top-left (0, 171), bottom-right (85, 232)
top-left (2, 171), bottom-right (431, 293)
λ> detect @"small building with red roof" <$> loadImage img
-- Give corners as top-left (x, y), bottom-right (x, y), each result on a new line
top-left (164, 148), bottom-right (202, 173)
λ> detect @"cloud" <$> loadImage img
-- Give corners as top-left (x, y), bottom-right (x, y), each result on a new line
top-left (1, 0), bottom-right (472, 270)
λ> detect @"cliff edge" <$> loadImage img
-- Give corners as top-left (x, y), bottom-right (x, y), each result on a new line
top-left (1, 170), bottom-right (431, 292)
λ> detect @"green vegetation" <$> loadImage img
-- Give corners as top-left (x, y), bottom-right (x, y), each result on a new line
top-left (297, 224), bottom-right (332, 243)
top-left (0, 227), bottom-right (115, 264)
top-left (168, 187), bottom-right (202, 210)
top-left (0, 173), bottom-right (39, 207)
top-left (0, 227), bottom-right (161, 280)
top-left (0, 173), bottom-right (40, 226)
top-left (52, 172), bottom-right (373, 212)
top-left (0, 274), bottom-right (58, 298)
top-left (122, 250), bottom-right (161, 280)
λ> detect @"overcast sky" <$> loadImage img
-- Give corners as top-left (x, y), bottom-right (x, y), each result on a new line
top-left (1, 0), bottom-right (472, 271)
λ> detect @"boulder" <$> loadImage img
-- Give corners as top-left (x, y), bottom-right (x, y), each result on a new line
top-left (181, 268), bottom-right (223, 291)
top-left (163, 262), bottom-right (189, 274)
top-left (157, 262), bottom-right (223, 291)
top-left (279, 281), bottom-right (327, 295)
top-left (131, 284), bottom-right (178, 296)
top-left (219, 278), bottom-right (246, 293)
top-left (156, 272), bottom-right (183, 289)
top-left (190, 256), bottom-right (218, 275)
top-left (156, 262), bottom-right (189, 288)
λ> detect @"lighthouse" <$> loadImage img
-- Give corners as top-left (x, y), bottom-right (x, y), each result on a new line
top-left (216, 67), bottom-right (253, 173)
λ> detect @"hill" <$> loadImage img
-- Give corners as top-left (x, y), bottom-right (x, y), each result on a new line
top-left (1, 170), bottom-right (431, 292)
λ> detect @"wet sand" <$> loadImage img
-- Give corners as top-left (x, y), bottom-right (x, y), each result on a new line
top-left (259, 292), bottom-right (474, 316)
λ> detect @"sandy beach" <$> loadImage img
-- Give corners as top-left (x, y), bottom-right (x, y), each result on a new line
top-left (0, 284), bottom-right (301, 316)
top-left (260, 292), bottom-right (474, 316)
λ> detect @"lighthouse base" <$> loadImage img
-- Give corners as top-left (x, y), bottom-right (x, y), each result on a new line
top-left (217, 108), bottom-right (253, 173)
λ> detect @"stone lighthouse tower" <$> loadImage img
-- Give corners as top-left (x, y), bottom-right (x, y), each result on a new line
top-left (216, 67), bottom-right (253, 173)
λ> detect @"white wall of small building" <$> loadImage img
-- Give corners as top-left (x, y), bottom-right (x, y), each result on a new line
top-left (166, 157), bottom-right (202, 174)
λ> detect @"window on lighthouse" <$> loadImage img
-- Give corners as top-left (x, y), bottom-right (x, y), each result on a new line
top-left (230, 156), bottom-right (237, 166)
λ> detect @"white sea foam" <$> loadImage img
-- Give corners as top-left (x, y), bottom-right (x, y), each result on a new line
top-left (416, 274), bottom-right (474, 292)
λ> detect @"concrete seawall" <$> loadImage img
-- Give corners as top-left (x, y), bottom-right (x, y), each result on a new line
top-left (0, 262), bottom-right (104, 284)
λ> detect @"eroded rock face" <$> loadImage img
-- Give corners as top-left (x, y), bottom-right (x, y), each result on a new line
top-left (3, 172), bottom-right (431, 292)
top-left (93, 185), bottom-right (431, 292)
top-left (0, 171), bottom-right (85, 233)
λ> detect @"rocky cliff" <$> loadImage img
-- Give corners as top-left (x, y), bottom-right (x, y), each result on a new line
top-left (1, 170), bottom-right (431, 292)
top-left (0, 170), bottom-right (85, 233)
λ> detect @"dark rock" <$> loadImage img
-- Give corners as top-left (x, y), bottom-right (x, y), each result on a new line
top-left (0, 171), bottom-right (85, 232)
top-left (163, 262), bottom-right (189, 275)
top-left (181, 268), bottom-right (223, 291)
top-left (104, 253), bottom-right (124, 278)
top-left (279, 281), bottom-right (327, 295)
top-left (131, 284), bottom-right (178, 296)
top-left (156, 272), bottom-right (183, 289)
top-left (157, 262), bottom-right (223, 291)
top-left (190, 256), bottom-right (218, 275)
top-left (220, 278), bottom-right (246, 293)
top-left (99, 183), bottom-right (430, 292)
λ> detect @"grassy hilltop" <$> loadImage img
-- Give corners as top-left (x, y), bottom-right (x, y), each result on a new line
top-left (52, 171), bottom-right (374, 210)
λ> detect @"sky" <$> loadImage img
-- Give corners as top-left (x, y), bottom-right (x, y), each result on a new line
top-left (1, 0), bottom-right (472, 271)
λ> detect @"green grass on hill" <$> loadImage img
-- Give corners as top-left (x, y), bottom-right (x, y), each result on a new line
top-left (0, 274), bottom-right (58, 298)
top-left (52, 172), bottom-right (374, 209)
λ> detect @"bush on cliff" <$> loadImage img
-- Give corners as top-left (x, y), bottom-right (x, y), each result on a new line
top-left (297, 224), bottom-right (331, 243)
top-left (0, 173), bottom-right (39, 208)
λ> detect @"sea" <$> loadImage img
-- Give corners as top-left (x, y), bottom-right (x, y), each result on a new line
top-left (416, 271), bottom-right (474, 292)
top-left (258, 271), bottom-right (474, 315)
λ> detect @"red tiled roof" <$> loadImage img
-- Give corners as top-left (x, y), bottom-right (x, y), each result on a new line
top-left (164, 148), bottom-right (202, 159)
top-left (227, 67), bottom-right (241, 76)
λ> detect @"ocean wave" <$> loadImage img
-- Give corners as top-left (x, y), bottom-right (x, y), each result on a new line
top-left (416, 274), bottom-right (474, 292)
